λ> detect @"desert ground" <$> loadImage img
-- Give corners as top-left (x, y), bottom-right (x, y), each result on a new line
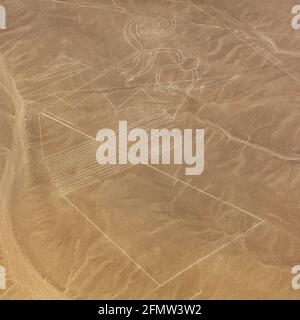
top-left (0, 0), bottom-right (300, 299)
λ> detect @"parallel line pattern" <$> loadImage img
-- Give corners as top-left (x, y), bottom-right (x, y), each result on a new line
top-left (46, 113), bottom-right (175, 195)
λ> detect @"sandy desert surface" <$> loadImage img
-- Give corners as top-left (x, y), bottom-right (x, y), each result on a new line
top-left (0, 0), bottom-right (300, 299)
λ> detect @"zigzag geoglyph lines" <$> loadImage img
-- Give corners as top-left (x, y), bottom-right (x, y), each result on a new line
top-left (29, 56), bottom-right (91, 96)
top-left (44, 113), bottom-right (176, 195)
